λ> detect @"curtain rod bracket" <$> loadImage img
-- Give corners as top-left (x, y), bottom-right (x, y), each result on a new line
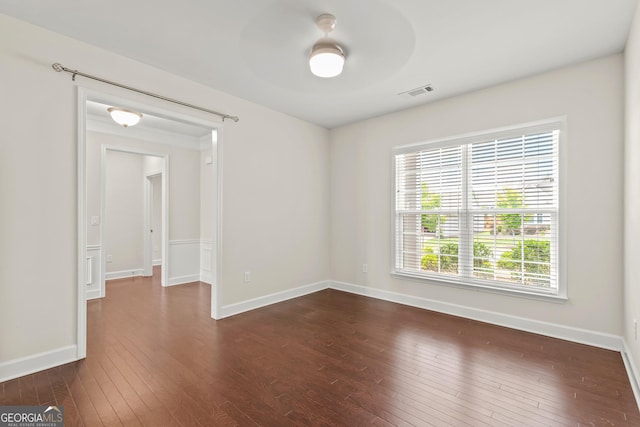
top-left (51, 62), bottom-right (239, 123)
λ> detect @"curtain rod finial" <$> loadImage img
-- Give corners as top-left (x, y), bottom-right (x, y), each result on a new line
top-left (52, 63), bottom-right (64, 72)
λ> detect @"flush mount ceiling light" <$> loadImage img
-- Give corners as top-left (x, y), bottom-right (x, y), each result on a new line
top-left (107, 107), bottom-right (143, 128)
top-left (309, 14), bottom-right (345, 78)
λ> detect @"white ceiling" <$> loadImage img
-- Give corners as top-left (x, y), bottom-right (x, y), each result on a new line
top-left (2, 0), bottom-right (637, 128)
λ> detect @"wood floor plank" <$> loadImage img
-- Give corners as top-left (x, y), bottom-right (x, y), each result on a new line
top-left (83, 357), bottom-right (143, 426)
top-left (33, 370), bottom-right (56, 405)
top-left (111, 335), bottom-right (231, 425)
top-left (18, 375), bottom-right (38, 405)
top-left (0, 379), bottom-right (19, 405)
top-left (58, 363), bottom-right (104, 427)
top-left (94, 351), bottom-right (160, 426)
top-left (1, 268), bottom-right (638, 426)
top-left (48, 365), bottom-right (87, 427)
top-left (75, 361), bottom-right (122, 426)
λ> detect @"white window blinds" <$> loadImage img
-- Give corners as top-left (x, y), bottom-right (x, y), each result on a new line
top-left (394, 120), bottom-right (562, 296)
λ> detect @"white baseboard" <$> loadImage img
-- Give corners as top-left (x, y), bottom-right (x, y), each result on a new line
top-left (217, 278), bottom-right (623, 351)
top-left (622, 340), bottom-right (640, 411)
top-left (105, 269), bottom-right (144, 281)
top-left (86, 289), bottom-right (102, 300)
top-left (152, 259), bottom-right (162, 266)
top-left (329, 280), bottom-right (624, 351)
top-left (167, 274), bottom-right (201, 287)
top-left (0, 345), bottom-right (78, 383)
top-left (219, 280), bottom-right (330, 319)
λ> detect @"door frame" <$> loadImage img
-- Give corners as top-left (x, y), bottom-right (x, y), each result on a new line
top-left (77, 86), bottom-right (224, 360)
top-left (144, 171), bottom-right (163, 277)
top-left (101, 146), bottom-right (168, 293)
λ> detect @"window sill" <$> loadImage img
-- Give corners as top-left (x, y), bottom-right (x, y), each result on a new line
top-left (391, 270), bottom-right (568, 304)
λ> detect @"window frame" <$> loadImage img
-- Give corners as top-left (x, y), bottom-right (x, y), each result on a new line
top-left (391, 118), bottom-right (567, 302)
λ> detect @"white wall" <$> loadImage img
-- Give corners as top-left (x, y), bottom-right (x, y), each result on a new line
top-left (0, 15), bottom-right (329, 366)
top-left (330, 54), bottom-right (624, 336)
top-left (104, 150), bottom-right (145, 274)
top-left (624, 4), bottom-right (640, 379)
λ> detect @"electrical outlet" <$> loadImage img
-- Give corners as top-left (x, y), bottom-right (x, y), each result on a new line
top-left (362, 264), bottom-right (368, 273)
top-left (244, 271), bottom-right (251, 283)
top-left (106, 254), bottom-right (113, 263)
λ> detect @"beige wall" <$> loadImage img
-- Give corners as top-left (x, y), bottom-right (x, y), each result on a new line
top-left (0, 15), bottom-right (330, 363)
top-left (104, 150), bottom-right (145, 273)
top-left (86, 131), bottom-right (201, 243)
top-left (329, 54), bottom-right (624, 336)
top-left (625, 4), bottom-right (640, 377)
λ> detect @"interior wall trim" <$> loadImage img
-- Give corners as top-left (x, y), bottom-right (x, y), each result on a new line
top-left (622, 340), bottom-right (640, 411)
top-left (87, 117), bottom-right (203, 151)
top-left (219, 280), bottom-right (331, 319)
top-left (219, 279), bottom-right (624, 352)
top-left (105, 269), bottom-right (144, 281)
top-left (330, 280), bottom-right (624, 351)
top-left (169, 239), bottom-right (202, 245)
top-left (200, 239), bottom-right (213, 285)
top-left (86, 289), bottom-right (102, 300)
top-left (167, 274), bottom-right (201, 287)
top-left (0, 345), bottom-right (78, 383)
top-left (85, 245), bottom-right (102, 300)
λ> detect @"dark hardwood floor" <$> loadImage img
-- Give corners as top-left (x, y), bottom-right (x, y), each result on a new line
top-left (1, 269), bottom-right (638, 426)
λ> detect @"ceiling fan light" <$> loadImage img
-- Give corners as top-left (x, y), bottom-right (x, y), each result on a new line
top-left (309, 42), bottom-right (345, 78)
top-left (107, 107), bottom-right (143, 128)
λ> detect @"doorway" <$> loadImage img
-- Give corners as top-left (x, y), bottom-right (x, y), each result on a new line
top-left (77, 87), bottom-right (223, 359)
top-left (100, 147), bottom-right (168, 294)
top-left (144, 172), bottom-right (163, 277)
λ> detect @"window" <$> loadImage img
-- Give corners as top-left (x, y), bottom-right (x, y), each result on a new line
top-left (393, 120), bottom-right (564, 298)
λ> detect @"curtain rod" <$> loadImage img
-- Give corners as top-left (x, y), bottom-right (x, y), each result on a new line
top-left (51, 62), bottom-right (239, 123)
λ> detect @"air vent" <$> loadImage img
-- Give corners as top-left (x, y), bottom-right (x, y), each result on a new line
top-left (399, 84), bottom-right (434, 99)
